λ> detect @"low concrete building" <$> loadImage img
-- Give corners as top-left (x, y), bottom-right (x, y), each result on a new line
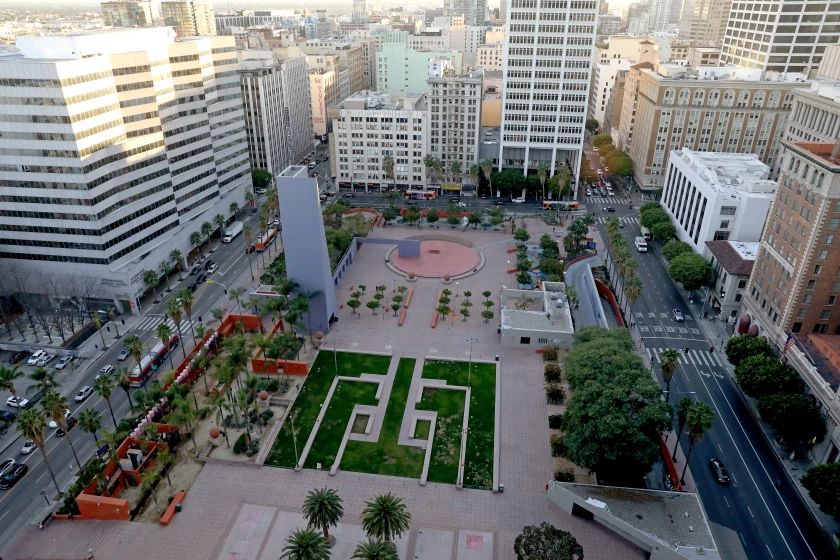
top-left (500, 283), bottom-right (574, 350)
top-left (704, 240), bottom-right (757, 321)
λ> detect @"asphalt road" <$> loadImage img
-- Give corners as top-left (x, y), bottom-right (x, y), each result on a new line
top-left (0, 206), bottom-right (267, 551)
top-left (595, 198), bottom-right (833, 560)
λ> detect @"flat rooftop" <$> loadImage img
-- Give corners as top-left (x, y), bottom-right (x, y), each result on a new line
top-left (501, 286), bottom-right (573, 334)
top-left (670, 149), bottom-right (777, 196)
top-left (784, 141), bottom-right (840, 170)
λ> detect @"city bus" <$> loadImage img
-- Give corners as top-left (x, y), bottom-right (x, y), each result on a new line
top-left (255, 228), bottom-right (277, 252)
top-left (405, 189), bottom-right (437, 200)
top-left (542, 201), bottom-right (580, 211)
top-left (128, 335), bottom-right (179, 387)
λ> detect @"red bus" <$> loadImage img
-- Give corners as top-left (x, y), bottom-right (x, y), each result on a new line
top-left (404, 189), bottom-right (437, 200)
top-left (128, 335), bottom-right (179, 387)
top-left (255, 228), bottom-right (277, 252)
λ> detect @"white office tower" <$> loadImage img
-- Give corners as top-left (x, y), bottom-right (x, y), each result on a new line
top-left (239, 52), bottom-right (314, 175)
top-left (445, 0), bottom-right (488, 27)
top-left (161, 0), bottom-right (216, 36)
top-left (722, 1), bottom-right (840, 76)
top-left (499, 0), bottom-right (597, 184)
top-left (645, 0), bottom-right (674, 32)
top-left (0, 29), bottom-right (252, 310)
top-left (352, 0), bottom-right (370, 24)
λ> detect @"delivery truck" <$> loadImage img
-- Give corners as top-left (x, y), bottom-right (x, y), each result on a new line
top-left (223, 221), bottom-right (243, 243)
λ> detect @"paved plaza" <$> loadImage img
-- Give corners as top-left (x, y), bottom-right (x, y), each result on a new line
top-left (5, 221), bottom-right (646, 560)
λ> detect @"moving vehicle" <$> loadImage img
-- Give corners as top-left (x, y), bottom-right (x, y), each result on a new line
top-left (255, 229), bottom-right (277, 252)
top-left (493, 200), bottom-right (505, 205)
top-left (223, 221), bottom-right (243, 243)
top-left (404, 200), bottom-right (418, 206)
top-left (6, 396), bottom-right (29, 409)
top-left (99, 365), bottom-right (114, 377)
top-left (673, 309), bottom-right (684, 322)
top-left (203, 259), bottom-right (215, 270)
top-left (245, 244), bottom-right (256, 254)
top-left (20, 439), bottom-right (35, 455)
top-left (55, 356), bottom-right (76, 370)
top-left (709, 458), bottom-right (730, 484)
top-left (603, 207), bottom-right (616, 212)
top-left (542, 201), bottom-right (580, 211)
top-left (56, 417), bottom-right (78, 437)
top-left (635, 237), bottom-right (648, 253)
top-left (0, 411), bottom-right (16, 422)
top-left (8, 351), bottom-right (26, 364)
top-left (27, 350), bottom-right (46, 366)
top-left (641, 226), bottom-right (651, 240)
top-left (206, 263), bottom-right (219, 274)
top-left (117, 348), bottom-right (131, 362)
top-left (0, 463), bottom-right (27, 489)
top-left (405, 189), bottom-right (437, 200)
top-left (196, 273), bottom-right (207, 284)
top-left (308, 162), bottom-right (316, 169)
top-left (48, 409), bottom-right (71, 429)
top-left (128, 335), bottom-right (179, 387)
top-left (74, 386), bottom-right (94, 402)
top-left (511, 197), bottom-right (525, 204)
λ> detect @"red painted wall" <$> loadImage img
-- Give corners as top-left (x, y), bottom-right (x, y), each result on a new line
top-left (75, 493), bottom-right (131, 521)
top-left (594, 279), bottom-right (626, 328)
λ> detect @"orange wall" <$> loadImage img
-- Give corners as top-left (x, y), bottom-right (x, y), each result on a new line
top-left (594, 279), bottom-right (626, 328)
top-left (75, 493), bottom-right (130, 521)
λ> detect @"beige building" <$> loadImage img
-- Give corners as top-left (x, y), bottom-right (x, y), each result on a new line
top-left (817, 45), bottom-right (840, 81)
top-left (101, 1), bottom-right (155, 27)
top-left (624, 65), bottom-right (809, 189)
top-left (477, 41), bottom-right (504, 71)
top-left (160, 0), bottom-right (216, 36)
top-left (603, 69), bottom-right (627, 139)
top-left (596, 36), bottom-right (659, 64)
top-left (300, 40), bottom-right (366, 98)
top-left (310, 69), bottom-right (339, 136)
top-left (678, 0), bottom-right (732, 46)
top-left (613, 61), bottom-right (655, 153)
top-left (687, 47), bottom-right (721, 67)
top-left (784, 82), bottom-right (840, 145)
top-left (481, 70), bottom-right (502, 127)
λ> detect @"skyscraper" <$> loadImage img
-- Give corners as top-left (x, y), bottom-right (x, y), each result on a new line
top-left (101, 1), bottom-right (155, 27)
top-left (0, 28), bottom-right (251, 309)
top-left (445, 0), bottom-right (488, 27)
top-left (499, 0), bottom-right (598, 184)
top-left (722, 1), bottom-right (840, 75)
top-left (678, 0), bottom-right (732, 45)
top-left (161, 0), bottom-right (216, 36)
top-left (351, 0), bottom-right (369, 24)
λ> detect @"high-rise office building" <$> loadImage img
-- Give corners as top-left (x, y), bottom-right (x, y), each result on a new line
top-left (0, 28), bottom-right (251, 309)
top-left (377, 31), bottom-right (463, 93)
top-left (678, 0), bottom-right (732, 45)
top-left (646, 0), bottom-right (674, 32)
top-left (445, 0), bottom-right (488, 27)
top-left (722, 1), bottom-right (840, 75)
top-left (499, 0), bottom-right (597, 183)
top-left (101, 1), bottom-right (155, 27)
top-left (161, 0), bottom-right (216, 37)
top-left (352, 0), bottom-right (369, 24)
top-left (499, 0), bottom-right (508, 21)
top-left (239, 52), bottom-right (314, 175)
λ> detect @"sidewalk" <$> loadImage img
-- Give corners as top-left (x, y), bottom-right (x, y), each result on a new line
top-left (684, 292), bottom-right (840, 543)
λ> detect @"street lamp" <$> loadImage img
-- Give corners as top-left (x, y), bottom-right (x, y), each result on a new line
top-left (456, 281), bottom-right (459, 297)
top-left (40, 490), bottom-right (50, 507)
top-left (206, 279), bottom-right (228, 294)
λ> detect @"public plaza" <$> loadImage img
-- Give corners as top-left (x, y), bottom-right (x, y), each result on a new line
top-left (6, 220), bottom-right (645, 560)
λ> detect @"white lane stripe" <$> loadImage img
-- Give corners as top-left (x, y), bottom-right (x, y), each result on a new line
top-left (694, 350), bottom-right (708, 367)
top-left (646, 348), bottom-right (653, 362)
top-left (712, 353), bottom-right (723, 367)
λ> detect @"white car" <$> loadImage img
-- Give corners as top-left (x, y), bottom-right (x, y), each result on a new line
top-left (20, 440), bottom-right (36, 455)
top-left (117, 348), bottom-right (130, 361)
top-left (5, 396), bottom-right (29, 409)
top-left (48, 409), bottom-right (71, 429)
top-left (27, 350), bottom-right (46, 366)
top-left (0, 458), bottom-right (15, 478)
top-left (511, 197), bottom-right (525, 204)
top-left (206, 263), bottom-right (219, 274)
top-left (36, 354), bottom-right (56, 367)
top-left (673, 309), bottom-right (685, 322)
top-left (55, 356), bottom-right (76, 370)
top-left (98, 365), bottom-right (114, 377)
top-left (74, 386), bottom-right (93, 402)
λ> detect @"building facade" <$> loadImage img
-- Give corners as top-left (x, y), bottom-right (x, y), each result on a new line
top-left (427, 64), bottom-right (483, 188)
top-left (589, 58), bottom-right (632, 126)
top-left (299, 40), bottom-right (367, 99)
top-left (499, 0), bottom-right (598, 183)
top-left (722, 1), bottom-right (840, 75)
top-left (376, 31), bottom-right (463, 93)
top-left (477, 41), bottom-right (504, 71)
top-left (331, 91), bottom-right (428, 191)
top-left (783, 82), bottom-right (840, 145)
top-left (101, 1), bottom-right (155, 27)
top-left (661, 149), bottom-right (777, 253)
top-left (704, 240), bottom-right (757, 320)
top-left (161, 0), bottom-right (216, 37)
top-left (445, 0), bottom-right (488, 27)
top-left (310, 69), bottom-right (339, 137)
top-left (678, 0), bottom-right (732, 45)
top-left (239, 52), bottom-right (313, 175)
top-left (603, 68), bottom-right (627, 138)
top-left (626, 65), bottom-right (809, 189)
top-left (598, 15), bottom-right (621, 36)
top-left (0, 29), bottom-right (251, 308)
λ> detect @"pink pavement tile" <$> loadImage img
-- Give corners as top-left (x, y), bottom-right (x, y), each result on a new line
top-left (466, 535), bottom-right (484, 550)
top-left (245, 508), bottom-right (264, 523)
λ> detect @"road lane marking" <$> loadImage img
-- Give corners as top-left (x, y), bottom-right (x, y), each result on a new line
top-left (0, 510), bottom-right (8, 522)
top-left (748, 505), bottom-right (755, 518)
top-left (36, 470), bottom-right (47, 483)
top-left (767, 545), bottom-right (775, 558)
top-left (724, 496), bottom-right (730, 508)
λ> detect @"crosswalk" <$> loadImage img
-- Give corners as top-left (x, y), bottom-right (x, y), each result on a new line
top-left (135, 314), bottom-right (194, 333)
top-left (587, 197), bottom-right (632, 205)
top-left (646, 347), bottom-right (724, 368)
top-left (595, 216), bottom-right (639, 224)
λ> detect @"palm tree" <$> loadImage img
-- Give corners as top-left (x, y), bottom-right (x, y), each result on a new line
top-left (244, 189), bottom-right (255, 209)
top-left (94, 375), bottom-right (118, 427)
top-left (155, 445), bottom-right (174, 486)
top-left (243, 223), bottom-right (254, 280)
top-left (431, 157), bottom-right (443, 184)
top-left (469, 163), bottom-right (480, 191)
top-left (0, 365), bottom-right (25, 408)
top-left (98, 428), bottom-right (128, 481)
top-left (624, 276), bottom-right (644, 318)
top-left (258, 213), bottom-right (269, 266)
top-left (170, 248), bottom-right (184, 280)
top-left (229, 201), bottom-right (240, 219)
top-left (201, 220), bottom-right (213, 251)
top-left (659, 349), bottom-right (680, 404)
top-left (167, 396), bottom-right (199, 453)
top-left (229, 287), bottom-right (247, 317)
top-left (190, 231), bottom-right (203, 259)
top-left (281, 528), bottom-right (331, 560)
top-left (450, 161), bottom-right (462, 189)
top-left (537, 161), bottom-right (549, 200)
top-left (382, 154), bottom-right (395, 192)
top-left (672, 397), bottom-right (694, 461)
top-left (214, 213), bottom-right (226, 240)
top-left (681, 401), bottom-right (715, 481)
top-left (141, 471), bottom-right (162, 510)
top-left (166, 298), bottom-right (187, 358)
top-left (211, 306), bottom-right (226, 326)
top-left (115, 367), bottom-right (134, 410)
top-left (27, 367), bottom-right (58, 395)
top-left (78, 407), bottom-right (103, 443)
top-left (360, 492), bottom-right (411, 546)
top-left (159, 260), bottom-right (172, 292)
top-left (352, 538), bottom-right (398, 560)
top-left (144, 269), bottom-right (160, 303)
top-left (177, 287), bottom-right (196, 343)
top-left (107, 306), bottom-right (120, 338)
top-left (423, 154), bottom-right (435, 184)
top-left (207, 394), bottom-right (231, 447)
top-left (156, 322), bottom-right (176, 370)
top-left (41, 390), bottom-right (81, 469)
top-left (124, 334), bottom-right (145, 379)
top-left (302, 487), bottom-right (344, 545)
top-left (481, 158), bottom-right (493, 191)
top-left (17, 409), bottom-right (60, 494)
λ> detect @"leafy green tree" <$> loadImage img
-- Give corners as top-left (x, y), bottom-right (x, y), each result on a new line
top-left (361, 492), bottom-right (411, 546)
top-left (734, 355), bottom-right (804, 398)
top-left (403, 209), bottom-right (420, 225)
top-left (585, 118), bottom-right (599, 132)
top-left (514, 228), bottom-right (530, 243)
top-left (640, 201), bottom-right (662, 213)
top-left (252, 169), bottom-right (272, 190)
top-left (725, 335), bottom-right (775, 367)
top-left (661, 241), bottom-right (694, 262)
top-left (492, 168), bottom-right (526, 195)
top-left (592, 133), bottom-right (612, 147)
top-left (425, 209), bottom-right (439, 224)
top-left (382, 207), bottom-right (397, 223)
top-left (757, 392), bottom-right (824, 446)
top-left (640, 207), bottom-right (671, 229)
top-left (468, 211), bottom-right (483, 228)
top-left (281, 528), bottom-right (331, 560)
top-left (366, 300), bottom-right (380, 315)
top-left (514, 522), bottom-right (584, 560)
top-left (446, 203), bottom-right (461, 226)
top-left (302, 487), bottom-right (344, 544)
top-left (351, 538), bottom-right (398, 560)
top-left (668, 252), bottom-right (712, 291)
top-left (651, 221), bottom-right (677, 241)
top-left (801, 462), bottom-right (840, 520)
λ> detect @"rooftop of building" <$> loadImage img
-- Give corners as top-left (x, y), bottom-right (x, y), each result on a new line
top-left (798, 80), bottom-right (840, 104)
top-left (337, 89), bottom-right (426, 111)
top-left (784, 140), bottom-right (840, 171)
top-left (704, 240), bottom-right (758, 276)
top-left (670, 149), bottom-right (778, 195)
top-left (648, 63), bottom-right (808, 83)
top-left (553, 483), bottom-right (717, 554)
top-left (798, 334), bottom-right (840, 392)
top-left (500, 284), bottom-right (574, 335)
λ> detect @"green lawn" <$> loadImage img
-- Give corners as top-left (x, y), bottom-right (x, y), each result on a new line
top-left (421, 360), bottom-right (496, 489)
top-left (416, 386), bottom-right (465, 484)
top-left (340, 358), bottom-right (425, 478)
top-left (265, 351), bottom-right (391, 468)
top-left (414, 419), bottom-right (431, 440)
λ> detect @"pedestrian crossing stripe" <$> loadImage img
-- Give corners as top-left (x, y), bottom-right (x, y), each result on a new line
top-left (595, 216), bottom-right (640, 224)
top-left (646, 347), bottom-right (724, 368)
top-left (586, 197), bottom-right (633, 204)
top-left (135, 315), bottom-right (193, 333)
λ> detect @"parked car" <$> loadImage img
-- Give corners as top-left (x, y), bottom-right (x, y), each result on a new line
top-left (55, 356), bottom-right (76, 370)
top-left (48, 409), bottom-right (71, 429)
top-left (672, 309), bottom-right (684, 322)
top-left (203, 259), bottom-right (215, 270)
top-left (99, 365), bottom-right (114, 377)
top-left (187, 282), bottom-right (198, 292)
top-left (206, 263), bottom-right (219, 274)
top-left (344, 193), bottom-right (356, 198)
top-left (307, 162), bottom-right (316, 169)
top-left (511, 197), bottom-right (525, 204)
top-left (20, 439), bottom-right (35, 455)
top-left (27, 350), bottom-right (46, 366)
top-left (404, 200), bottom-right (417, 206)
top-left (709, 458), bottom-right (730, 484)
top-left (55, 417), bottom-right (77, 437)
top-left (0, 463), bottom-right (27, 489)
top-left (493, 200), bottom-right (505, 205)
top-left (74, 386), bottom-right (94, 402)
top-left (0, 411), bottom-right (16, 422)
top-left (0, 459), bottom-right (15, 478)
top-left (117, 348), bottom-right (130, 362)
top-left (190, 265), bottom-right (201, 275)
top-left (448, 196), bottom-right (461, 202)
top-left (196, 273), bottom-right (207, 284)
top-left (5, 396), bottom-right (29, 409)
top-left (8, 351), bottom-right (26, 364)
top-left (245, 244), bottom-right (256, 254)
